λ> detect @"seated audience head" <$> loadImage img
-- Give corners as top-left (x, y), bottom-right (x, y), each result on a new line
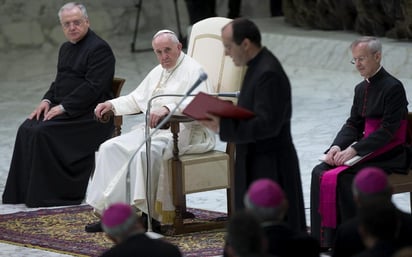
top-left (357, 201), bottom-right (400, 248)
top-left (244, 178), bottom-right (288, 222)
top-left (151, 29), bottom-right (182, 70)
top-left (224, 210), bottom-right (269, 257)
top-left (352, 166), bottom-right (392, 206)
top-left (101, 202), bottom-right (144, 244)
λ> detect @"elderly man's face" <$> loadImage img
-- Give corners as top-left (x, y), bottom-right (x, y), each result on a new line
top-left (60, 7), bottom-right (89, 43)
top-left (351, 42), bottom-right (381, 78)
top-left (152, 34), bottom-right (182, 70)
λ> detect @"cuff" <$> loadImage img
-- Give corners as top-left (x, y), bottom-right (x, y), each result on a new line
top-left (107, 101), bottom-right (116, 114)
top-left (330, 145), bottom-right (341, 151)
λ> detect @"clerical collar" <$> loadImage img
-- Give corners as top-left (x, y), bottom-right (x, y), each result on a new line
top-left (69, 29), bottom-right (90, 45)
top-left (247, 47), bottom-right (265, 67)
top-left (365, 65), bottom-right (382, 83)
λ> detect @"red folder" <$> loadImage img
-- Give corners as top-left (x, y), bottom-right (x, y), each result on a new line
top-left (183, 92), bottom-right (254, 120)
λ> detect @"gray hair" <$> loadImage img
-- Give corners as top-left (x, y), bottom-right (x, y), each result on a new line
top-left (152, 29), bottom-right (179, 44)
top-left (350, 36), bottom-right (382, 54)
top-left (352, 182), bottom-right (392, 205)
top-left (58, 2), bottom-right (88, 21)
top-left (102, 211), bottom-right (138, 239)
top-left (243, 194), bottom-right (285, 222)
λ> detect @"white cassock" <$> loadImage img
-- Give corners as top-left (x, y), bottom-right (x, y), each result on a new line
top-left (86, 53), bottom-right (216, 223)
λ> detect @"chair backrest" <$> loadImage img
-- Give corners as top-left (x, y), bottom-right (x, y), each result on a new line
top-left (111, 77), bottom-right (125, 137)
top-left (187, 17), bottom-right (245, 96)
top-left (112, 77), bottom-right (125, 98)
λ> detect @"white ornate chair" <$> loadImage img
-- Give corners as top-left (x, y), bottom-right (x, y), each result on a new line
top-left (162, 17), bottom-right (246, 234)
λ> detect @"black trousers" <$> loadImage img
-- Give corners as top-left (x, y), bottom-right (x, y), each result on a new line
top-left (310, 162), bottom-right (357, 247)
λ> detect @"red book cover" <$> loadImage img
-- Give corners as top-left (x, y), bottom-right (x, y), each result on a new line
top-left (183, 92), bottom-right (254, 120)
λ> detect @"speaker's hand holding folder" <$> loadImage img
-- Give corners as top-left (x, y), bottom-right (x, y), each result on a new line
top-left (182, 92), bottom-right (254, 120)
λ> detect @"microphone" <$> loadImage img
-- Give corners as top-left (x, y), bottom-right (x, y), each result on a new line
top-left (215, 91), bottom-right (240, 98)
top-left (186, 72), bottom-right (208, 96)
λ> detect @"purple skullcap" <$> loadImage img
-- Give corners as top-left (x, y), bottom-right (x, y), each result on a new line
top-left (354, 167), bottom-right (388, 194)
top-left (247, 178), bottom-right (285, 208)
top-left (101, 203), bottom-right (137, 237)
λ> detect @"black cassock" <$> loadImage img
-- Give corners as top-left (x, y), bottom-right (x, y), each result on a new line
top-left (220, 47), bottom-right (307, 232)
top-left (2, 29), bottom-right (115, 207)
top-left (100, 234), bottom-right (182, 257)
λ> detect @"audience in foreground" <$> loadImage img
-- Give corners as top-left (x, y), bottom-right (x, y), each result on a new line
top-left (332, 167), bottom-right (412, 257)
top-left (354, 201), bottom-right (400, 257)
top-left (99, 202), bottom-right (182, 257)
top-left (224, 210), bottom-right (276, 257)
top-left (244, 178), bottom-right (320, 257)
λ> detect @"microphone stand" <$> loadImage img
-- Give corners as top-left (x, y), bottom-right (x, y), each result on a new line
top-left (141, 91), bottom-right (239, 236)
top-left (125, 93), bottom-right (197, 239)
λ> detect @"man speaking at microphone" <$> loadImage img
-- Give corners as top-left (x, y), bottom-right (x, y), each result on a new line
top-left (200, 18), bottom-right (307, 233)
top-left (85, 29), bottom-right (215, 232)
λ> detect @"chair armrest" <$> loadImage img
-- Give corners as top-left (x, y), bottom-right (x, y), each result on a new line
top-left (169, 115), bottom-right (194, 160)
top-left (96, 111), bottom-right (144, 123)
top-left (169, 114), bottom-right (194, 123)
top-left (169, 115), bottom-right (194, 131)
top-left (96, 110), bottom-right (114, 123)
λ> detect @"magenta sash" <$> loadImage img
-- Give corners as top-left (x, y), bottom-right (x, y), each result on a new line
top-left (319, 118), bottom-right (407, 228)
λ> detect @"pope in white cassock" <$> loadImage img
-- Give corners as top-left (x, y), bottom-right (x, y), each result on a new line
top-left (85, 29), bottom-right (216, 231)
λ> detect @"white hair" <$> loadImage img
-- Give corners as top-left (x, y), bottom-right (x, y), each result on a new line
top-left (152, 29), bottom-right (179, 43)
top-left (58, 2), bottom-right (88, 21)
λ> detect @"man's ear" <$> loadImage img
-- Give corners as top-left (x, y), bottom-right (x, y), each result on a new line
top-left (241, 38), bottom-right (251, 50)
top-left (374, 51), bottom-right (382, 63)
top-left (177, 42), bottom-right (183, 51)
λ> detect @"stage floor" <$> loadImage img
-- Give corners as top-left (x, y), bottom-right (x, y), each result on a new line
top-left (1, 17), bottom-right (411, 256)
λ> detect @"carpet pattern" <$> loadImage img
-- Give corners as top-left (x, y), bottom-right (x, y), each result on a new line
top-left (0, 205), bottom-right (226, 257)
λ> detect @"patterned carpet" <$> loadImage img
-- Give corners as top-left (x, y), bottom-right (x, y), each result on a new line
top-left (0, 205), bottom-right (226, 257)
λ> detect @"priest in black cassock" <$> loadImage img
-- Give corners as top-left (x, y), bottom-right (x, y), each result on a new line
top-left (310, 37), bottom-right (411, 249)
top-left (200, 18), bottom-right (307, 233)
top-left (2, 2), bottom-right (115, 207)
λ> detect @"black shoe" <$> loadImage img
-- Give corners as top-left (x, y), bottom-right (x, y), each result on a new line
top-left (182, 211), bottom-right (195, 219)
top-left (141, 213), bottom-right (162, 233)
top-left (85, 221), bottom-right (103, 233)
top-left (320, 247), bottom-right (332, 255)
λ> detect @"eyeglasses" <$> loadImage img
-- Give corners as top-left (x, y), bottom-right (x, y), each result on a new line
top-left (61, 19), bottom-right (84, 29)
top-left (351, 52), bottom-right (377, 64)
top-left (350, 56), bottom-right (368, 64)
